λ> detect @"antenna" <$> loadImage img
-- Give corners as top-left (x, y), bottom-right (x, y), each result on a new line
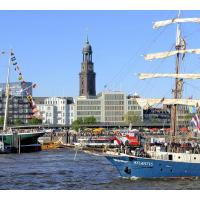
top-left (85, 27), bottom-right (89, 42)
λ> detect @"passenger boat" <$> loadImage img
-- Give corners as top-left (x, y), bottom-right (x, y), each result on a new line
top-left (105, 12), bottom-right (200, 178)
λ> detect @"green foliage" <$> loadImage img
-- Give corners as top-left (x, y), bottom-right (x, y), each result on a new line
top-left (71, 116), bottom-right (97, 131)
top-left (83, 116), bottom-right (96, 124)
top-left (151, 117), bottom-right (159, 123)
top-left (14, 118), bottom-right (23, 125)
top-left (0, 117), bottom-right (4, 125)
top-left (77, 118), bottom-right (83, 124)
top-left (184, 113), bottom-right (194, 121)
top-left (28, 117), bottom-right (42, 125)
top-left (124, 111), bottom-right (141, 123)
top-left (71, 120), bottom-right (81, 132)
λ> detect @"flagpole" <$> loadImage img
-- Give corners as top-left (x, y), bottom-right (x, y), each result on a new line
top-left (3, 50), bottom-right (11, 132)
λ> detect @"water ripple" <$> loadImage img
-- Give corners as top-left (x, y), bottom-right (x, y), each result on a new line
top-left (0, 149), bottom-right (200, 189)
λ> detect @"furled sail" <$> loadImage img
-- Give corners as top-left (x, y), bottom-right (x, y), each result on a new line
top-left (139, 73), bottom-right (200, 80)
top-left (136, 98), bottom-right (200, 109)
top-left (153, 18), bottom-right (200, 29)
top-left (144, 49), bottom-right (200, 60)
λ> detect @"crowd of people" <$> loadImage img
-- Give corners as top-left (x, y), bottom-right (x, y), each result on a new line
top-left (146, 141), bottom-right (200, 154)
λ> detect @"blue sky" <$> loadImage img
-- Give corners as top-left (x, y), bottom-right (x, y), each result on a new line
top-left (1, 10), bottom-right (200, 99)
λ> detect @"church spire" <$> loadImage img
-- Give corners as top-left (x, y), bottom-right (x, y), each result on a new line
top-left (82, 36), bottom-right (92, 62)
top-left (79, 38), bottom-right (96, 97)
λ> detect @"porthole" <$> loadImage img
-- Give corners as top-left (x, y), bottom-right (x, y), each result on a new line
top-left (160, 168), bottom-right (163, 172)
top-left (178, 156), bottom-right (181, 159)
top-left (170, 169), bottom-right (173, 172)
top-left (194, 157), bottom-right (196, 160)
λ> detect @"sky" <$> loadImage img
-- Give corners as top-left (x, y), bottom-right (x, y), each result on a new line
top-left (1, 10), bottom-right (200, 99)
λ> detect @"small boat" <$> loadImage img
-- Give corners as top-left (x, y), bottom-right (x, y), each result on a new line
top-left (106, 12), bottom-right (200, 178)
top-left (74, 136), bottom-right (120, 148)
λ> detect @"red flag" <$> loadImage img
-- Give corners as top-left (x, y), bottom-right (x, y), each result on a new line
top-left (32, 84), bottom-right (37, 88)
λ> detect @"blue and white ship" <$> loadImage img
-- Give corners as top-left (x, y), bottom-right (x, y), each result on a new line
top-left (106, 12), bottom-right (200, 178)
top-left (106, 150), bottom-right (200, 178)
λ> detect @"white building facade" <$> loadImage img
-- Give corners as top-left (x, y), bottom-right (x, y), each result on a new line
top-left (74, 91), bottom-right (143, 124)
top-left (74, 96), bottom-right (101, 122)
top-left (37, 97), bottom-right (74, 125)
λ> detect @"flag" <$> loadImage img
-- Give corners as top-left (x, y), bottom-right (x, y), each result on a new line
top-left (160, 97), bottom-right (165, 103)
top-left (191, 117), bottom-right (197, 127)
top-left (32, 108), bottom-right (38, 113)
top-left (27, 95), bottom-right (33, 103)
top-left (120, 136), bottom-right (128, 145)
top-left (19, 89), bottom-right (23, 94)
top-left (114, 137), bottom-right (122, 145)
top-left (31, 100), bottom-right (36, 107)
top-left (195, 114), bottom-right (200, 125)
top-left (22, 81), bottom-right (26, 87)
top-left (32, 84), bottom-right (37, 88)
top-left (11, 57), bottom-right (16, 61)
top-left (191, 114), bottom-right (200, 130)
top-left (18, 76), bottom-right (23, 81)
top-left (189, 106), bottom-right (196, 114)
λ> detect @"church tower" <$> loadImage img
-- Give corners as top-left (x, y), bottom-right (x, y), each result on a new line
top-left (79, 38), bottom-right (96, 97)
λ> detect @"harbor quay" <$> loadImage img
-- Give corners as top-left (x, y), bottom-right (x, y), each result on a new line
top-left (29, 125), bottom-right (199, 153)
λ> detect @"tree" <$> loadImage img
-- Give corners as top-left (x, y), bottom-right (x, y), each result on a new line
top-left (28, 117), bottom-right (42, 125)
top-left (184, 113), bottom-right (194, 121)
top-left (124, 111), bottom-right (142, 123)
top-left (77, 117), bottom-right (83, 124)
top-left (71, 120), bottom-right (81, 132)
top-left (71, 116), bottom-right (97, 131)
top-left (14, 118), bottom-right (23, 125)
top-left (0, 117), bottom-right (4, 125)
top-left (83, 116), bottom-right (96, 124)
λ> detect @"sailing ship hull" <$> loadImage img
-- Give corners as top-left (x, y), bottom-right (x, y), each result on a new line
top-left (106, 155), bottom-right (200, 178)
top-left (0, 131), bottom-right (45, 153)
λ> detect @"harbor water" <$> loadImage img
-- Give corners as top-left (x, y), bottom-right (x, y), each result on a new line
top-left (0, 148), bottom-right (200, 190)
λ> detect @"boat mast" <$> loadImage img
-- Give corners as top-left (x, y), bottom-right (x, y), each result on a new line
top-left (3, 50), bottom-right (11, 132)
top-left (171, 11), bottom-right (182, 139)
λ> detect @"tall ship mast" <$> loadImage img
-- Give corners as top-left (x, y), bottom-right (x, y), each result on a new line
top-left (0, 50), bottom-right (46, 153)
top-left (3, 52), bottom-right (11, 132)
top-left (105, 12), bottom-right (200, 178)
